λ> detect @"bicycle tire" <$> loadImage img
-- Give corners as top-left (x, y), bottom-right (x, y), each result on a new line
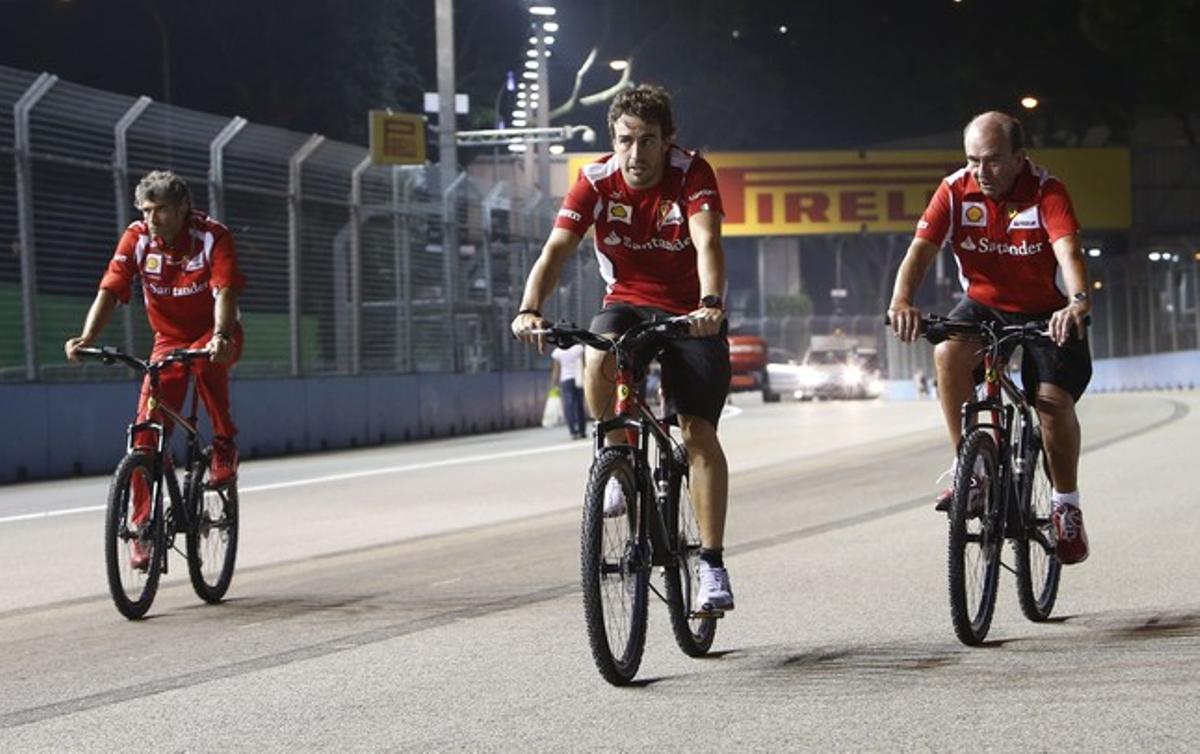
top-left (581, 448), bottom-right (649, 685)
top-left (663, 444), bottom-right (717, 657)
top-left (948, 430), bottom-right (1003, 646)
top-left (104, 452), bottom-right (163, 620)
top-left (1015, 427), bottom-right (1061, 621)
top-left (186, 463), bottom-right (239, 604)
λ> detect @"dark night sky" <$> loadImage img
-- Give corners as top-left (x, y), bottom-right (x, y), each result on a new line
top-left (3, 0), bottom-right (1197, 152)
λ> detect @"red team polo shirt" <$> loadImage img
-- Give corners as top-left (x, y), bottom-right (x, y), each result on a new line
top-left (915, 159), bottom-right (1080, 314)
top-left (554, 145), bottom-right (723, 314)
top-left (100, 210), bottom-right (245, 342)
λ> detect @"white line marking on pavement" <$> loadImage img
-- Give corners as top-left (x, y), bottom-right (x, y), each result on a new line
top-left (0, 441), bottom-right (587, 525)
top-left (0, 407), bottom-right (746, 526)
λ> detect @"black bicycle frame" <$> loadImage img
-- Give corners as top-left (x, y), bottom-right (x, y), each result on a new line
top-left (124, 361), bottom-right (208, 547)
top-left (959, 334), bottom-right (1042, 541)
top-left (594, 347), bottom-right (680, 569)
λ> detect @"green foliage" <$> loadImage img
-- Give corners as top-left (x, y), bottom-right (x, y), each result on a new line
top-left (766, 293), bottom-right (813, 318)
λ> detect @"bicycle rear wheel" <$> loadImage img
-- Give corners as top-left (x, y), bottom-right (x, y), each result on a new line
top-left (581, 448), bottom-right (649, 686)
top-left (1015, 427), bottom-right (1061, 621)
top-left (104, 452), bottom-right (163, 620)
top-left (186, 464), bottom-right (239, 604)
top-left (948, 430), bottom-right (1003, 645)
top-left (663, 444), bottom-right (717, 657)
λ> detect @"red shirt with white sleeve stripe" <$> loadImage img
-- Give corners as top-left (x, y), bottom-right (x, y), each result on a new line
top-left (914, 158), bottom-right (1080, 314)
top-left (100, 209), bottom-right (245, 342)
top-left (554, 146), bottom-right (723, 314)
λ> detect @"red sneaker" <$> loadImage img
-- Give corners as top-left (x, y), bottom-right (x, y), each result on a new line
top-left (1052, 503), bottom-right (1089, 565)
top-left (129, 538), bottom-right (151, 571)
top-left (209, 437), bottom-right (238, 487)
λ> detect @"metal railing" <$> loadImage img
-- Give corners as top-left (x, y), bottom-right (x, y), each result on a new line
top-left (0, 64), bottom-right (606, 383)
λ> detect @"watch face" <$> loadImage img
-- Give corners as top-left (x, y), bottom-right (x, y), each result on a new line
top-left (701, 295), bottom-right (722, 308)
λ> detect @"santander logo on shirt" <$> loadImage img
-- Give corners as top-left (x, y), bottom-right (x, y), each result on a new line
top-left (959, 235), bottom-right (1045, 257)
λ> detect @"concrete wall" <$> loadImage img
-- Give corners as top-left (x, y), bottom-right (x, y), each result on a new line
top-left (882, 349), bottom-right (1199, 402)
top-left (1, 371), bottom-right (547, 483)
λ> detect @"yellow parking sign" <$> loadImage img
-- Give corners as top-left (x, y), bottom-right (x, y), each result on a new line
top-left (370, 111), bottom-right (426, 165)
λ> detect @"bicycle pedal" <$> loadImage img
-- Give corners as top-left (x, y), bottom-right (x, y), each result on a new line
top-left (690, 608), bottom-right (725, 620)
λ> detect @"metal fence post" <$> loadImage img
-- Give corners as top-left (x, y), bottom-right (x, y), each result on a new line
top-left (287, 134), bottom-right (326, 376)
top-left (113, 95), bottom-right (153, 355)
top-left (207, 116), bottom-right (247, 222)
top-left (443, 171), bottom-right (466, 372)
top-left (349, 155), bottom-right (371, 375)
top-left (13, 72), bottom-right (58, 381)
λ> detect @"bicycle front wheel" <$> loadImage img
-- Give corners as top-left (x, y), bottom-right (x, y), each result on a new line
top-left (948, 430), bottom-right (1003, 646)
top-left (663, 444), bottom-right (717, 657)
top-left (581, 448), bottom-right (649, 686)
top-left (186, 466), bottom-right (239, 604)
top-left (1015, 428), bottom-right (1061, 621)
top-left (104, 452), bottom-right (163, 620)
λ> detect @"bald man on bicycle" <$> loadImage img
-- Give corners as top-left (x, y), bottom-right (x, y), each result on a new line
top-left (888, 112), bottom-right (1091, 565)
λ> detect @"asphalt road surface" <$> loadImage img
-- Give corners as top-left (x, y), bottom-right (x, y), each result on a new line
top-left (1, 391), bottom-right (1197, 751)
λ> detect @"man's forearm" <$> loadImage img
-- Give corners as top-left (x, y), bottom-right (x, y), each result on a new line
top-left (80, 290), bottom-right (118, 341)
top-left (213, 288), bottom-right (238, 333)
top-left (890, 240), bottom-right (938, 307)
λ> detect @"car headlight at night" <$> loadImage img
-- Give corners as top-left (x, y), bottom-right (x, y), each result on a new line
top-left (841, 365), bottom-right (864, 387)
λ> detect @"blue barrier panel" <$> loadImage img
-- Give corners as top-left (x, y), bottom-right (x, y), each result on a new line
top-left (2, 371), bottom-right (549, 483)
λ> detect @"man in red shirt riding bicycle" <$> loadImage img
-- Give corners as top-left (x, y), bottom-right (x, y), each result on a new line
top-left (888, 112), bottom-right (1091, 565)
top-left (512, 84), bottom-right (735, 612)
top-left (65, 170), bottom-right (245, 568)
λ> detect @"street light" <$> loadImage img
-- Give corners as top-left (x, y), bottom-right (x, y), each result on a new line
top-left (1020, 95), bottom-right (1039, 110)
top-left (609, 59), bottom-right (628, 71)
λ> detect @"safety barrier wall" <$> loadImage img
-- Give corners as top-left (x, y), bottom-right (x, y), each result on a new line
top-left (0, 370), bottom-right (547, 483)
top-left (882, 349), bottom-right (1199, 402)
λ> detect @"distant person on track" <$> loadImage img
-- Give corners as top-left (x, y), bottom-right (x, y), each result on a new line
top-left (887, 112), bottom-right (1091, 564)
top-left (550, 343), bottom-right (588, 439)
top-left (511, 84), bottom-right (736, 612)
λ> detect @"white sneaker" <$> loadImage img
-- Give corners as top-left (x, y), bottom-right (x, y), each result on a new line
top-left (603, 477), bottom-right (627, 518)
top-left (696, 562), bottom-right (734, 612)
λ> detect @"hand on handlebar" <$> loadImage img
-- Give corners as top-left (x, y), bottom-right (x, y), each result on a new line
top-left (205, 332), bottom-right (235, 364)
top-left (886, 303), bottom-right (924, 343)
top-left (511, 311), bottom-right (550, 353)
top-left (686, 306), bottom-right (725, 338)
top-left (64, 335), bottom-right (94, 363)
top-left (1048, 300), bottom-right (1090, 346)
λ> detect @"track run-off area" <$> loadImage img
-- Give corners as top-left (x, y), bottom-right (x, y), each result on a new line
top-left (1, 391), bottom-right (1197, 750)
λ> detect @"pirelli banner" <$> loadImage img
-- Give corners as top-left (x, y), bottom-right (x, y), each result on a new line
top-left (566, 148), bottom-right (1130, 237)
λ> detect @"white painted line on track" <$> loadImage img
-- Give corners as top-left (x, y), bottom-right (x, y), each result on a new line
top-left (0, 440), bottom-right (587, 526)
top-left (0, 406), bottom-right (744, 526)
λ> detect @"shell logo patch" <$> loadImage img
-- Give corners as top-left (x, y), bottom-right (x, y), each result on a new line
top-left (962, 202), bottom-right (987, 227)
top-left (144, 253), bottom-right (163, 275)
top-left (607, 201), bottom-right (633, 224)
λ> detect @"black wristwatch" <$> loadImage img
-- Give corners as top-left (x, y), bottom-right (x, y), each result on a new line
top-left (1071, 292), bottom-right (1089, 304)
top-left (699, 294), bottom-right (723, 310)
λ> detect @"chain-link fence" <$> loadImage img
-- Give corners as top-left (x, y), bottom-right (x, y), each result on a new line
top-left (1, 64), bottom-right (609, 384)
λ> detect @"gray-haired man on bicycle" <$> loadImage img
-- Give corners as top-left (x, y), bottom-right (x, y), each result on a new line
top-left (511, 84), bottom-right (735, 612)
top-left (888, 111), bottom-right (1091, 565)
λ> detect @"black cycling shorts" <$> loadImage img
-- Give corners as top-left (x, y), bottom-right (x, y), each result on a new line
top-left (947, 296), bottom-right (1092, 402)
top-left (589, 303), bottom-right (731, 428)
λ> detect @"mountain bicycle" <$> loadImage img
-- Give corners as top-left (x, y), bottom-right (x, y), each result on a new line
top-left (77, 346), bottom-right (239, 620)
top-left (908, 315), bottom-right (1066, 645)
top-left (535, 317), bottom-right (718, 685)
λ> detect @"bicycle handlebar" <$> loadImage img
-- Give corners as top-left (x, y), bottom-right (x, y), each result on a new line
top-left (883, 313), bottom-right (1089, 346)
top-left (75, 346), bottom-right (211, 374)
top-left (531, 315), bottom-right (695, 352)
